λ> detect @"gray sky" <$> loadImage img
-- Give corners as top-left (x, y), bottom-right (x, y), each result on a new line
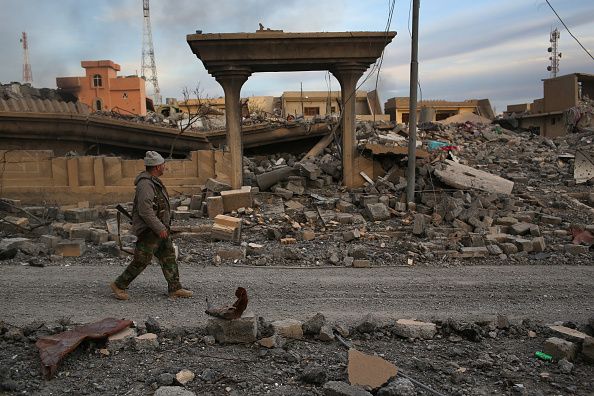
top-left (1, 0), bottom-right (593, 113)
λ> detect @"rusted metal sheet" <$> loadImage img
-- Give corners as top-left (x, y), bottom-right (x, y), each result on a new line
top-left (35, 317), bottom-right (133, 379)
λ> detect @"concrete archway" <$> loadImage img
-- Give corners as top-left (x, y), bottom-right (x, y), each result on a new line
top-left (187, 30), bottom-right (396, 188)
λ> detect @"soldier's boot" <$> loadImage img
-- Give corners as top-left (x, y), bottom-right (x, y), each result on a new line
top-left (169, 288), bottom-right (193, 298)
top-left (110, 282), bottom-right (129, 300)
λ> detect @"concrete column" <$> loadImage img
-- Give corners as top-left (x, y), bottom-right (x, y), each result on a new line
top-left (212, 67), bottom-right (252, 189)
top-left (331, 63), bottom-right (367, 188)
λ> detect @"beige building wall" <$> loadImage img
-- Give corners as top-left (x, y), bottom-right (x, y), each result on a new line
top-left (0, 150), bottom-right (233, 205)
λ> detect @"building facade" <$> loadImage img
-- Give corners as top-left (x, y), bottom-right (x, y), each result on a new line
top-left (56, 60), bottom-right (147, 115)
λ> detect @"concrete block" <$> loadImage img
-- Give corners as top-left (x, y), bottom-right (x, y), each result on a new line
top-left (500, 243), bottom-right (518, 255)
top-left (206, 312), bottom-right (257, 344)
top-left (544, 337), bottom-right (578, 361)
top-left (272, 186), bottom-right (294, 199)
top-left (336, 200), bottom-right (356, 213)
top-left (348, 348), bottom-right (398, 390)
top-left (173, 210), bottom-right (191, 220)
top-left (459, 246), bottom-right (489, 257)
top-left (220, 186), bottom-right (253, 212)
top-left (216, 247), bottom-right (245, 260)
top-left (365, 203), bottom-right (390, 221)
top-left (564, 244), bottom-right (589, 255)
top-left (532, 237), bottom-right (546, 252)
top-left (515, 238), bottom-right (533, 252)
top-left (285, 181), bottom-right (305, 195)
top-left (337, 213), bottom-right (354, 224)
top-left (189, 194), bottom-right (203, 210)
top-left (134, 333), bottom-right (159, 350)
top-left (64, 208), bottom-right (98, 223)
top-left (90, 229), bottom-right (109, 244)
top-left (271, 319), bottom-right (304, 339)
top-left (510, 222), bottom-right (532, 236)
top-left (393, 319), bottom-right (437, 340)
top-left (212, 215), bottom-right (242, 242)
top-left (495, 217), bottom-right (518, 226)
top-left (343, 229), bottom-right (361, 242)
top-left (412, 213), bottom-right (427, 236)
top-left (258, 334), bottom-right (285, 349)
top-left (40, 235), bottom-right (61, 249)
top-left (54, 239), bottom-right (85, 257)
top-left (206, 196), bottom-right (224, 219)
top-left (548, 325), bottom-right (588, 341)
top-left (352, 259), bottom-right (371, 268)
top-left (205, 178), bottom-right (232, 193)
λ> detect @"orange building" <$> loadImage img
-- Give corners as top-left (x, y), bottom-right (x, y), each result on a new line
top-left (56, 60), bottom-right (147, 115)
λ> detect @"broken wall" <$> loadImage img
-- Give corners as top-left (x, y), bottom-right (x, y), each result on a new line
top-left (544, 74), bottom-right (578, 113)
top-left (0, 150), bottom-right (232, 204)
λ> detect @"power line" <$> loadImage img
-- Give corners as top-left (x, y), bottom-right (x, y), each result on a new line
top-left (544, 0), bottom-right (594, 62)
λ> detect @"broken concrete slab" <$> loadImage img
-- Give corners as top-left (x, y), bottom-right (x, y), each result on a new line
top-left (347, 348), bottom-right (398, 390)
top-left (205, 178), bottom-right (232, 193)
top-left (544, 337), bottom-right (578, 361)
top-left (548, 325), bottom-right (589, 341)
top-left (365, 202), bottom-right (390, 221)
top-left (434, 160), bottom-right (514, 195)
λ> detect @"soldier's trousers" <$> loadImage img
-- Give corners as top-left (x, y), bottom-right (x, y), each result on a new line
top-left (114, 230), bottom-right (182, 292)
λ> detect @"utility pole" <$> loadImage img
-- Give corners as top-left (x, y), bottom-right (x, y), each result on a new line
top-left (20, 32), bottom-right (32, 84)
top-left (547, 28), bottom-right (561, 78)
top-left (406, 0), bottom-right (420, 206)
top-left (141, 0), bottom-right (161, 105)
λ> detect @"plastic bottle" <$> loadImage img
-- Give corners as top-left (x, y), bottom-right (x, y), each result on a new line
top-left (535, 351), bottom-right (553, 361)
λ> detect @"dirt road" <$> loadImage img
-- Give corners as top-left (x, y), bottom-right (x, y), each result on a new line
top-left (1, 263), bottom-right (592, 327)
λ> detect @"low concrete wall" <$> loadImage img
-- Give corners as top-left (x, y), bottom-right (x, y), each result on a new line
top-left (0, 150), bottom-right (232, 204)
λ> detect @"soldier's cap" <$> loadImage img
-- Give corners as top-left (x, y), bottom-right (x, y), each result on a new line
top-left (144, 151), bottom-right (165, 166)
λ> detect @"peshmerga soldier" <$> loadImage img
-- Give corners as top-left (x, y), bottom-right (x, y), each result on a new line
top-left (110, 151), bottom-right (193, 300)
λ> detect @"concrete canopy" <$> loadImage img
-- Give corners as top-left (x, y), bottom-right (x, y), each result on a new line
top-left (187, 30), bottom-right (396, 188)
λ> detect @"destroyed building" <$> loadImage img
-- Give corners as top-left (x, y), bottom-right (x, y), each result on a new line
top-left (504, 72), bottom-right (594, 137)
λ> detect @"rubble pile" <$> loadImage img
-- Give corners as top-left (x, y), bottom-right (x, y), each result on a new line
top-left (0, 313), bottom-right (593, 394)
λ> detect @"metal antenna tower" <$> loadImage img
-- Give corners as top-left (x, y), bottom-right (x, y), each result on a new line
top-left (547, 28), bottom-right (561, 78)
top-left (141, 0), bottom-right (161, 104)
top-left (20, 32), bottom-right (32, 84)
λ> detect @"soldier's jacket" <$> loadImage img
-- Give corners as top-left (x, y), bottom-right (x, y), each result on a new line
top-left (132, 171), bottom-right (171, 236)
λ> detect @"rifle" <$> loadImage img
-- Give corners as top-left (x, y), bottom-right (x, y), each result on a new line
top-left (115, 205), bottom-right (134, 255)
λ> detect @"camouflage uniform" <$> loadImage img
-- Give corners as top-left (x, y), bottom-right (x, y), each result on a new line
top-left (114, 171), bottom-right (182, 293)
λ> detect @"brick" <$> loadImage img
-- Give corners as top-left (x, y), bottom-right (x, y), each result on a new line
top-left (393, 319), bottom-right (437, 340)
top-left (206, 196), bottom-right (224, 219)
top-left (271, 319), bottom-right (303, 339)
top-left (220, 186), bottom-right (253, 212)
top-left (544, 337), bottom-right (578, 361)
top-left (280, 237), bottom-right (297, 245)
top-left (54, 239), bottom-right (85, 257)
top-left (206, 312), bottom-right (257, 344)
top-left (69, 223), bottom-right (93, 241)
